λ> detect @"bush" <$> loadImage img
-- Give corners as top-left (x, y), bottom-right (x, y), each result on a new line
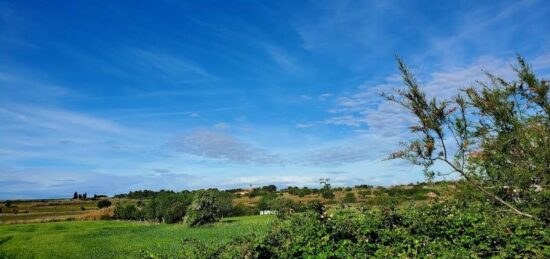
top-left (97, 200), bottom-right (112, 209)
top-left (342, 192), bottom-right (356, 203)
top-left (215, 200), bottom-right (549, 258)
top-left (184, 189), bottom-right (232, 227)
top-left (145, 192), bottom-right (192, 223)
top-left (114, 204), bottom-right (143, 220)
top-left (358, 190), bottom-right (369, 199)
top-left (320, 187), bottom-right (335, 199)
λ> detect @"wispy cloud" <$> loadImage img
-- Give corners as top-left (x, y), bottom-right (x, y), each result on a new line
top-left (0, 168), bottom-right (202, 199)
top-left (0, 105), bottom-right (123, 133)
top-left (131, 49), bottom-right (210, 78)
top-left (166, 129), bottom-right (281, 165)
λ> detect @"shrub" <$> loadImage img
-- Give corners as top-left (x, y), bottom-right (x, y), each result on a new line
top-left (342, 192), bottom-right (356, 203)
top-left (257, 193), bottom-right (278, 210)
top-left (215, 200), bottom-right (549, 258)
top-left (97, 200), bottom-right (112, 209)
top-left (320, 187), bottom-right (335, 199)
top-left (184, 189), bottom-right (232, 227)
top-left (358, 190), bottom-right (369, 199)
top-left (145, 192), bottom-right (192, 223)
top-left (114, 204), bottom-right (143, 220)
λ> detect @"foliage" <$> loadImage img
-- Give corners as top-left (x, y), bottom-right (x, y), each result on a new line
top-left (145, 192), bottom-right (192, 223)
top-left (217, 200), bottom-right (549, 258)
top-left (355, 184), bottom-right (374, 189)
top-left (257, 193), bottom-right (278, 210)
top-left (113, 204), bottom-right (143, 220)
top-left (384, 56), bottom-right (548, 218)
top-left (342, 192), bottom-right (357, 203)
top-left (184, 189), bottom-right (234, 227)
top-left (248, 185), bottom-right (278, 198)
top-left (114, 189), bottom-right (175, 199)
top-left (97, 200), bottom-right (112, 209)
top-left (320, 184), bottom-right (335, 199)
top-left (286, 186), bottom-right (316, 197)
top-left (358, 190), bottom-right (369, 199)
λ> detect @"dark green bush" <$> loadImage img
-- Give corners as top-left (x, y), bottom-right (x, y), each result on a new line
top-left (97, 199), bottom-right (112, 209)
top-left (113, 204), bottom-right (143, 220)
top-left (184, 189), bottom-right (233, 227)
top-left (145, 192), bottom-right (193, 223)
top-left (342, 192), bottom-right (356, 203)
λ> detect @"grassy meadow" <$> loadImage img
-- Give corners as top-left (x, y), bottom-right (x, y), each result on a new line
top-left (0, 215), bottom-right (273, 258)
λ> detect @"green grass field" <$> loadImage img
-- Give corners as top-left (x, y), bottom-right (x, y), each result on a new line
top-left (0, 215), bottom-right (274, 259)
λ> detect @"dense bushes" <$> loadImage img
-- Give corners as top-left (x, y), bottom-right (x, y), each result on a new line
top-left (145, 192), bottom-right (193, 223)
top-left (286, 186), bottom-right (317, 197)
top-left (184, 189), bottom-right (234, 227)
top-left (248, 185), bottom-right (277, 198)
top-left (206, 200), bottom-right (549, 258)
top-left (342, 192), bottom-right (356, 203)
top-left (97, 200), bottom-right (112, 209)
top-left (113, 204), bottom-right (143, 220)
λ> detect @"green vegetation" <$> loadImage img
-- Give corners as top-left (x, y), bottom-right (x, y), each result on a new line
top-left (1, 57), bottom-right (548, 258)
top-left (96, 200), bottom-right (111, 209)
top-left (384, 56), bottom-right (549, 220)
top-left (216, 200), bottom-right (549, 258)
top-left (0, 215), bottom-right (273, 258)
top-left (342, 192), bottom-right (356, 203)
top-left (184, 189), bottom-right (233, 227)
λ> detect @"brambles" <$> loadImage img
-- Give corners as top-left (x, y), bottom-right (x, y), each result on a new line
top-left (210, 200), bottom-right (549, 258)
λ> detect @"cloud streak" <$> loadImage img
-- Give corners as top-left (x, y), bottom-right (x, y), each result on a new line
top-left (166, 130), bottom-right (281, 165)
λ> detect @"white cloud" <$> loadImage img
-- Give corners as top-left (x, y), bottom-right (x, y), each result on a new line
top-left (300, 95), bottom-right (312, 100)
top-left (213, 122), bottom-right (229, 129)
top-left (318, 93), bottom-right (333, 101)
top-left (295, 122), bottom-right (316, 128)
top-left (166, 130), bottom-right (280, 165)
top-left (0, 105), bottom-right (123, 133)
top-left (131, 49), bottom-right (210, 78)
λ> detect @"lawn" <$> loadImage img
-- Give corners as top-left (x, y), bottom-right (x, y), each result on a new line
top-left (0, 215), bottom-right (274, 258)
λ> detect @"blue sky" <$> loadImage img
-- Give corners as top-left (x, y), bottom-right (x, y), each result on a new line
top-left (1, 0), bottom-right (550, 199)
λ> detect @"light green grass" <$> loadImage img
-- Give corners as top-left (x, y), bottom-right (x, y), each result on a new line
top-left (0, 215), bottom-right (274, 258)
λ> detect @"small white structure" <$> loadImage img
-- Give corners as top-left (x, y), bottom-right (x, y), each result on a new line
top-left (260, 210), bottom-right (278, 215)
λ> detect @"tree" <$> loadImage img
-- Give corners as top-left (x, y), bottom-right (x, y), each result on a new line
top-left (83, 193), bottom-right (87, 199)
top-left (262, 185), bottom-right (277, 192)
top-left (73, 192), bottom-right (78, 199)
top-left (184, 189), bottom-right (233, 227)
top-left (320, 183), bottom-right (334, 200)
top-left (269, 197), bottom-right (301, 217)
top-left (145, 192), bottom-right (192, 223)
top-left (114, 204), bottom-right (143, 220)
top-left (5, 200), bottom-right (12, 208)
top-left (97, 200), bottom-right (112, 209)
top-left (384, 56), bottom-right (548, 219)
